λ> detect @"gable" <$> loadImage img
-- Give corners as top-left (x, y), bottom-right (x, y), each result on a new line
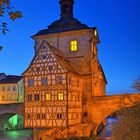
top-left (23, 42), bottom-right (67, 77)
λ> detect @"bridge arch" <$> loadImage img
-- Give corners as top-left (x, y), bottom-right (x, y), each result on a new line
top-left (0, 103), bottom-right (24, 131)
top-left (95, 104), bottom-right (140, 135)
top-left (87, 93), bottom-right (140, 135)
top-left (0, 113), bottom-right (24, 131)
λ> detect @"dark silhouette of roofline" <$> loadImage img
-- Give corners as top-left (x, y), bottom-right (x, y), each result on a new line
top-left (0, 75), bottom-right (23, 84)
top-left (31, 0), bottom-right (97, 37)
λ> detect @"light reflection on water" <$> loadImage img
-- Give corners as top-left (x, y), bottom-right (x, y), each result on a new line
top-left (0, 129), bottom-right (32, 140)
top-left (97, 116), bottom-right (118, 140)
top-left (6, 131), bottom-right (19, 138)
top-left (0, 118), bottom-right (118, 140)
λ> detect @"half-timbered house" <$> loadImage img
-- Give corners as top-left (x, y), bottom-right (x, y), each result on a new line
top-left (23, 41), bottom-right (82, 128)
top-left (23, 0), bottom-right (107, 133)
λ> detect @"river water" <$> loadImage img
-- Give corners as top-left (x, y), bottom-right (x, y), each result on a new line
top-left (0, 129), bottom-right (33, 140)
top-left (97, 116), bottom-right (118, 140)
top-left (0, 117), bottom-right (117, 140)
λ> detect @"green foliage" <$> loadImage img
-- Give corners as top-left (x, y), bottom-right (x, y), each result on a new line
top-left (0, 0), bottom-right (22, 35)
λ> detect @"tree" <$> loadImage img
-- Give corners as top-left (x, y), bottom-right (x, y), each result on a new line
top-left (0, 45), bottom-right (2, 50)
top-left (0, 0), bottom-right (22, 35)
top-left (0, 0), bottom-right (22, 51)
top-left (132, 76), bottom-right (140, 91)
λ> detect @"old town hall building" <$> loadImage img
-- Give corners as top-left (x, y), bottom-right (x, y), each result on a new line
top-left (23, 0), bottom-right (106, 132)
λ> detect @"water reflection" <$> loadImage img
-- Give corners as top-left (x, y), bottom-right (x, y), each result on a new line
top-left (0, 117), bottom-right (118, 140)
top-left (0, 129), bottom-right (32, 140)
top-left (97, 116), bottom-right (118, 140)
top-left (7, 131), bottom-right (20, 139)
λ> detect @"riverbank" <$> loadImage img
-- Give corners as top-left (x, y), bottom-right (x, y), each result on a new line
top-left (111, 104), bottom-right (140, 140)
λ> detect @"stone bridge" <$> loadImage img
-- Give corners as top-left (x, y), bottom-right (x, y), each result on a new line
top-left (0, 103), bottom-right (24, 130)
top-left (87, 93), bottom-right (140, 135)
top-left (0, 103), bottom-right (24, 115)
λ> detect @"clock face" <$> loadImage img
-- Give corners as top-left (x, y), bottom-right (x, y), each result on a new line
top-left (94, 30), bottom-right (97, 36)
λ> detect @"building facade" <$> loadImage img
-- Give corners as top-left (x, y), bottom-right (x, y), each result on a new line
top-left (23, 0), bottom-right (107, 135)
top-left (0, 74), bottom-right (24, 104)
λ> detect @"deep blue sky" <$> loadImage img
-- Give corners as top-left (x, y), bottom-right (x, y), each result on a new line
top-left (0, 0), bottom-right (140, 94)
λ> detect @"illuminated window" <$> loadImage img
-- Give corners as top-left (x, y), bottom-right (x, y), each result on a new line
top-left (70, 40), bottom-right (78, 51)
top-left (28, 79), bottom-right (34, 86)
top-left (58, 93), bottom-right (64, 100)
top-left (46, 93), bottom-right (51, 101)
top-left (94, 30), bottom-right (97, 36)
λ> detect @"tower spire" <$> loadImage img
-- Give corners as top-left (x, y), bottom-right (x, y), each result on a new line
top-left (59, 0), bottom-right (74, 18)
